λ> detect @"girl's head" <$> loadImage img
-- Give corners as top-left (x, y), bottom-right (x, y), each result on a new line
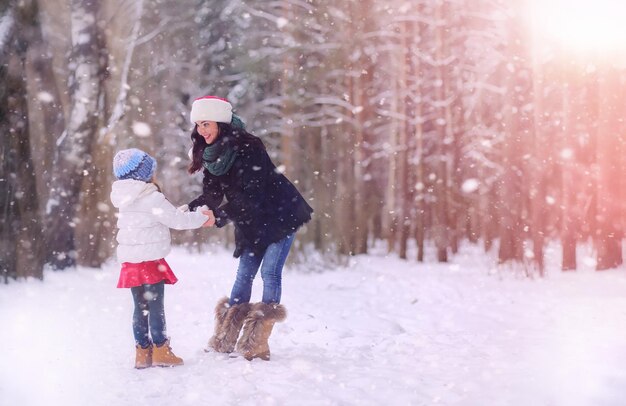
top-left (113, 148), bottom-right (157, 182)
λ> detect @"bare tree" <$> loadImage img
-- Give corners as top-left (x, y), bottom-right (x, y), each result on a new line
top-left (595, 63), bottom-right (623, 270)
top-left (0, 1), bottom-right (45, 281)
top-left (496, 1), bottom-right (529, 265)
top-left (45, 0), bottom-right (107, 269)
top-left (528, 26), bottom-right (548, 274)
top-left (24, 0), bottom-right (66, 203)
top-left (560, 80), bottom-right (577, 271)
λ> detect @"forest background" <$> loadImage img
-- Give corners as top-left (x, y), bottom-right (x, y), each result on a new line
top-left (2, 0), bottom-right (626, 281)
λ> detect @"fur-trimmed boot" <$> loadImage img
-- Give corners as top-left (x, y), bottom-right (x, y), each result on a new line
top-left (152, 339), bottom-right (184, 367)
top-left (135, 344), bottom-right (152, 369)
top-left (207, 297), bottom-right (252, 353)
top-left (236, 302), bottom-right (287, 361)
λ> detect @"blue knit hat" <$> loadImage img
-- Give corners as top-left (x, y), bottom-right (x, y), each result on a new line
top-left (113, 148), bottom-right (157, 182)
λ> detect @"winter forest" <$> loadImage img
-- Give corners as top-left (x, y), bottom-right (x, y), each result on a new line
top-left (3, 0), bottom-right (626, 405)
top-left (2, 0), bottom-right (626, 279)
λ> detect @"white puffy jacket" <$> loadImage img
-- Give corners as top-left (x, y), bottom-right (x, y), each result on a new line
top-left (110, 179), bottom-right (208, 263)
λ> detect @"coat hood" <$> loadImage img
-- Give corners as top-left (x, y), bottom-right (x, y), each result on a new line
top-left (110, 179), bottom-right (158, 208)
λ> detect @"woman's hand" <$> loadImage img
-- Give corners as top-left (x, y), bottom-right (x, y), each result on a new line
top-left (201, 209), bottom-right (216, 227)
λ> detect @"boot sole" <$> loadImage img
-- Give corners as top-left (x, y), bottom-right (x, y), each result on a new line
top-left (232, 351), bottom-right (270, 361)
top-left (247, 352), bottom-right (270, 361)
top-left (152, 362), bottom-right (184, 367)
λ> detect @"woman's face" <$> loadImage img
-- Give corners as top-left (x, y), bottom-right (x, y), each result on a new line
top-left (197, 121), bottom-right (219, 144)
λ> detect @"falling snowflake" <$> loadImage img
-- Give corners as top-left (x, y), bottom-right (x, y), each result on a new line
top-left (132, 121), bottom-right (152, 137)
top-left (37, 92), bottom-right (54, 103)
top-left (462, 179), bottom-right (479, 193)
top-left (276, 17), bottom-right (288, 28)
top-left (560, 148), bottom-right (574, 160)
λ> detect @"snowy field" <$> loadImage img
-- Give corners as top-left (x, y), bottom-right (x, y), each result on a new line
top-left (2, 243), bottom-right (626, 406)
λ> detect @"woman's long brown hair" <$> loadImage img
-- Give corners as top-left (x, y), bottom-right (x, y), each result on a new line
top-left (188, 124), bottom-right (206, 174)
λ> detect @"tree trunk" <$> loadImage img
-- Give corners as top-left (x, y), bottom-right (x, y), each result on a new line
top-left (497, 2), bottom-right (526, 265)
top-left (384, 20), bottom-right (401, 255)
top-left (433, 1), bottom-right (449, 262)
top-left (335, 120), bottom-right (356, 256)
top-left (23, 0), bottom-right (65, 204)
top-left (560, 83), bottom-right (577, 271)
top-left (396, 18), bottom-right (411, 260)
top-left (76, 136), bottom-right (114, 267)
top-left (530, 34), bottom-right (547, 274)
top-left (351, 72), bottom-right (369, 255)
top-left (308, 126), bottom-right (325, 251)
top-left (279, 1), bottom-right (294, 178)
top-left (595, 64), bottom-right (623, 270)
top-left (45, 0), bottom-right (107, 269)
top-left (410, 18), bottom-right (425, 263)
top-left (0, 2), bottom-right (44, 281)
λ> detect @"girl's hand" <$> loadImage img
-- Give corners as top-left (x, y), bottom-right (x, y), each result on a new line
top-left (201, 209), bottom-right (216, 227)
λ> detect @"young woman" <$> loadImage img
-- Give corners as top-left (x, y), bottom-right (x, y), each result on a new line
top-left (187, 96), bottom-right (313, 360)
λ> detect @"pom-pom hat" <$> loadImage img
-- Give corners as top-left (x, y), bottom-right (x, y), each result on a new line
top-left (113, 148), bottom-right (157, 182)
top-left (190, 96), bottom-right (233, 124)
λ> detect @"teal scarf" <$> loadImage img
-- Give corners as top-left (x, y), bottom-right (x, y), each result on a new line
top-left (203, 141), bottom-right (237, 176)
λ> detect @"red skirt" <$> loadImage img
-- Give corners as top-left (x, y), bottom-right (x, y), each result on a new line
top-left (117, 258), bottom-right (178, 288)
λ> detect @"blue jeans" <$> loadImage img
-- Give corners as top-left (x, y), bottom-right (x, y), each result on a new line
top-left (229, 233), bottom-right (295, 305)
top-left (131, 282), bottom-right (167, 347)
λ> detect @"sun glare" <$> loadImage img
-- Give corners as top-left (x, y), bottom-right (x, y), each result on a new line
top-left (531, 0), bottom-right (626, 56)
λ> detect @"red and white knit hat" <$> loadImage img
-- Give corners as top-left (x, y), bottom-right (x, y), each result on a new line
top-left (190, 96), bottom-right (233, 124)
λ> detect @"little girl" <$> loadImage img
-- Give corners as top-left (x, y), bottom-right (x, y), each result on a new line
top-left (110, 148), bottom-right (214, 369)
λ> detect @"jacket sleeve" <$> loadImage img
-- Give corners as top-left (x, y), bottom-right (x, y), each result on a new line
top-left (152, 193), bottom-right (209, 230)
top-left (189, 169), bottom-right (225, 212)
top-left (215, 146), bottom-right (267, 228)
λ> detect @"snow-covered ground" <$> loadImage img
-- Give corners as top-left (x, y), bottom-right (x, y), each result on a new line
top-left (2, 243), bottom-right (626, 406)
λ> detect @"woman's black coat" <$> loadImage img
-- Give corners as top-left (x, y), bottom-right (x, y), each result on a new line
top-left (189, 135), bottom-right (313, 258)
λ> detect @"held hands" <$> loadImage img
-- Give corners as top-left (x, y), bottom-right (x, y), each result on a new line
top-left (201, 209), bottom-right (216, 227)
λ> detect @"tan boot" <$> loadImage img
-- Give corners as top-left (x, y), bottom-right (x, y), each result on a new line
top-left (236, 302), bottom-right (286, 361)
top-left (207, 297), bottom-right (251, 353)
top-left (152, 339), bottom-right (184, 367)
top-left (135, 344), bottom-right (152, 369)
